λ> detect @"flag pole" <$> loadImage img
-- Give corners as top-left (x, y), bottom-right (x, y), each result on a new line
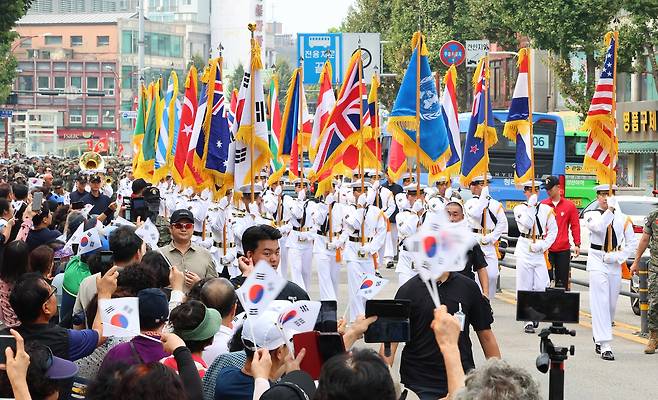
top-left (415, 31), bottom-right (422, 195)
top-left (298, 59), bottom-right (304, 183)
top-left (358, 42), bottom-right (366, 246)
top-left (607, 31), bottom-right (619, 251)
top-left (374, 68), bottom-right (381, 208)
top-left (526, 48), bottom-right (537, 243)
top-left (483, 55), bottom-right (489, 187)
top-left (248, 24), bottom-right (256, 203)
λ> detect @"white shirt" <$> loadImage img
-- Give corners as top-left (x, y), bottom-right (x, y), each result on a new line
top-left (202, 324), bottom-right (234, 365)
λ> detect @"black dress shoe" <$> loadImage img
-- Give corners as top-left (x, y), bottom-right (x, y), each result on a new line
top-left (386, 261), bottom-right (395, 269)
top-left (595, 344), bottom-right (601, 354)
top-left (524, 323), bottom-right (535, 334)
top-left (601, 350), bottom-right (615, 361)
top-left (375, 271), bottom-right (383, 278)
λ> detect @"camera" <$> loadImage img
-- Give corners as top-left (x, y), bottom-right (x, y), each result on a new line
top-left (129, 186), bottom-right (161, 223)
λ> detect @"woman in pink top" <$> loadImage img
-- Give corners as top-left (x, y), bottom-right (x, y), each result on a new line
top-left (0, 241), bottom-right (30, 327)
top-left (161, 300), bottom-right (221, 378)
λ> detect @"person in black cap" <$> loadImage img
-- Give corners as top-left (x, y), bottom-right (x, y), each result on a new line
top-left (69, 176), bottom-right (89, 204)
top-left (80, 175), bottom-right (112, 218)
top-left (159, 209), bottom-right (218, 290)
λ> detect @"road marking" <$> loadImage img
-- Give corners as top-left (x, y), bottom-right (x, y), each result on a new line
top-left (496, 290), bottom-right (648, 345)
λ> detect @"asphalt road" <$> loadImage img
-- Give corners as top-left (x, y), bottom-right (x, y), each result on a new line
top-left (299, 254), bottom-right (655, 399)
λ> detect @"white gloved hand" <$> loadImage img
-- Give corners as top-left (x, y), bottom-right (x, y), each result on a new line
top-left (326, 242), bottom-right (337, 250)
top-left (248, 202), bottom-right (260, 217)
top-left (365, 188), bottom-right (376, 205)
top-left (480, 234), bottom-right (491, 245)
top-left (395, 193), bottom-right (409, 210)
top-left (616, 252), bottom-right (628, 265)
top-left (530, 242), bottom-right (543, 253)
top-left (412, 199), bottom-right (425, 213)
top-left (218, 196), bottom-right (229, 210)
top-left (325, 193), bottom-right (336, 206)
top-left (279, 224), bottom-right (292, 235)
top-left (607, 195), bottom-right (618, 211)
top-left (372, 180), bottom-right (380, 190)
top-left (445, 187), bottom-right (454, 200)
top-left (603, 252), bottom-right (617, 264)
top-left (357, 193), bottom-right (367, 208)
top-left (481, 186), bottom-right (490, 199)
top-left (221, 253), bottom-right (236, 265)
top-left (528, 193), bottom-right (538, 207)
top-left (200, 238), bottom-right (214, 250)
top-left (297, 189), bottom-right (306, 201)
top-left (274, 185), bottom-right (283, 196)
top-left (361, 244), bottom-right (372, 255)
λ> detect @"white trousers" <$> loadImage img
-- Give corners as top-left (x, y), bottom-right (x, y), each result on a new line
top-left (315, 251), bottom-right (340, 301)
top-left (515, 246), bottom-right (550, 292)
top-left (482, 244), bottom-right (499, 299)
top-left (279, 236), bottom-right (289, 279)
top-left (346, 259), bottom-right (375, 322)
top-left (288, 245), bottom-right (313, 291)
top-left (396, 250), bottom-right (417, 287)
top-left (589, 269), bottom-right (621, 351)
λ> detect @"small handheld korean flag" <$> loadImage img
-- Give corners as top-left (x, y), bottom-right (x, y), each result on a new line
top-left (135, 218), bottom-right (159, 248)
top-left (78, 227), bottom-right (102, 255)
top-left (358, 274), bottom-right (388, 300)
top-left (112, 216), bottom-right (136, 227)
top-left (277, 300), bottom-right (321, 334)
top-left (99, 297), bottom-right (140, 337)
top-left (28, 177), bottom-right (44, 189)
top-left (236, 260), bottom-right (287, 317)
top-left (232, 311), bottom-right (247, 331)
top-left (80, 204), bottom-right (94, 218)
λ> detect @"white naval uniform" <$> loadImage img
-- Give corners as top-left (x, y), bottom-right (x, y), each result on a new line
top-left (209, 201), bottom-right (239, 277)
top-left (118, 177), bottom-right (133, 198)
top-left (585, 207), bottom-right (637, 352)
top-left (232, 203), bottom-right (272, 255)
top-left (340, 203), bottom-right (386, 321)
top-left (311, 200), bottom-right (345, 301)
top-left (513, 201), bottom-right (557, 292)
top-left (374, 186), bottom-right (397, 264)
top-left (285, 196), bottom-right (316, 291)
top-left (395, 207), bottom-right (420, 287)
top-left (465, 194), bottom-right (508, 298)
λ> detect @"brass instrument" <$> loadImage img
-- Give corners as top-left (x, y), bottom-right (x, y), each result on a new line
top-left (105, 176), bottom-right (114, 185)
top-left (79, 151), bottom-right (105, 172)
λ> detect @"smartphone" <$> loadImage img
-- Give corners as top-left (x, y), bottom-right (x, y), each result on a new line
top-left (364, 299), bottom-right (411, 344)
top-left (293, 331), bottom-right (345, 380)
top-left (0, 335), bottom-right (17, 364)
top-left (516, 289), bottom-right (580, 324)
top-left (100, 250), bottom-right (114, 265)
top-left (32, 191), bottom-right (44, 211)
top-left (71, 201), bottom-right (84, 210)
top-left (314, 300), bottom-right (338, 333)
top-left (317, 332), bottom-right (345, 363)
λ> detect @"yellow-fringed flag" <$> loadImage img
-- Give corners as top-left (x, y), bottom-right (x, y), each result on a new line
top-left (581, 32), bottom-right (618, 183)
top-left (429, 65), bottom-right (461, 183)
top-left (460, 57), bottom-right (497, 187)
top-left (309, 60), bottom-right (335, 159)
top-left (135, 82), bottom-right (159, 181)
top-left (387, 32), bottom-right (451, 172)
top-left (173, 66), bottom-right (198, 185)
top-left (153, 71), bottom-right (180, 183)
top-left (132, 84), bottom-right (147, 172)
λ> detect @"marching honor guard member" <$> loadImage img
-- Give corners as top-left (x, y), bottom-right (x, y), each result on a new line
top-left (464, 174), bottom-right (508, 299)
top-left (209, 194), bottom-right (238, 278)
top-left (394, 188), bottom-right (423, 287)
top-left (585, 184), bottom-right (637, 361)
top-left (341, 181), bottom-right (387, 321)
top-left (284, 178), bottom-right (316, 291)
top-left (311, 190), bottom-right (344, 301)
top-left (513, 181), bottom-right (557, 333)
top-left (368, 170), bottom-right (397, 275)
top-left (233, 183), bottom-right (268, 256)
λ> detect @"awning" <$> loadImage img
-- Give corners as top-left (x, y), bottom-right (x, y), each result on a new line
top-left (618, 141), bottom-right (658, 154)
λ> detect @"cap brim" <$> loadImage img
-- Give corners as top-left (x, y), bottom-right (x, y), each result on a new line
top-left (47, 355), bottom-right (79, 379)
top-left (278, 370), bottom-right (317, 397)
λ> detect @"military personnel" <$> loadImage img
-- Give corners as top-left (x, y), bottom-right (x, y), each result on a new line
top-left (209, 194), bottom-right (238, 277)
top-left (513, 181), bottom-right (558, 333)
top-left (464, 174), bottom-right (508, 299)
top-left (233, 183), bottom-right (268, 256)
top-left (367, 170), bottom-right (397, 273)
top-left (311, 190), bottom-right (344, 301)
top-left (585, 184), bottom-right (637, 361)
top-left (340, 181), bottom-right (387, 321)
top-left (270, 179), bottom-right (292, 278)
top-left (284, 178), bottom-right (315, 291)
top-left (630, 206), bottom-right (658, 354)
top-left (394, 187), bottom-right (423, 286)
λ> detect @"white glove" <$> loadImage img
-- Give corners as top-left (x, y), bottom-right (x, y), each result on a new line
top-left (372, 180), bottom-right (380, 190)
top-left (616, 252), bottom-right (628, 265)
top-left (297, 189), bottom-right (306, 201)
top-left (480, 234), bottom-right (494, 245)
top-left (200, 238), bottom-right (214, 250)
top-left (218, 196), bottom-right (229, 210)
top-left (248, 202), bottom-right (260, 217)
top-left (274, 185), bottom-right (282, 196)
top-left (528, 194), bottom-right (538, 207)
top-left (279, 224), bottom-right (292, 235)
top-left (361, 244), bottom-right (373, 255)
top-left (481, 186), bottom-right (490, 199)
top-left (529, 242), bottom-right (543, 253)
top-left (603, 253), bottom-right (617, 264)
top-left (221, 253), bottom-right (236, 265)
top-left (326, 242), bottom-right (337, 250)
top-left (412, 199), bottom-right (424, 213)
top-left (445, 187), bottom-right (454, 200)
top-left (607, 195), bottom-right (618, 211)
top-left (357, 193), bottom-right (367, 207)
top-left (365, 188), bottom-right (376, 205)
top-left (395, 193), bottom-right (409, 210)
top-left (325, 193), bottom-right (336, 206)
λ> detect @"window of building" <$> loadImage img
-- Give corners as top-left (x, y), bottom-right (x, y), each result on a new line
top-left (69, 109), bottom-right (82, 125)
top-left (18, 76), bottom-right (33, 91)
top-left (121, 65), bottom-right (135, 89)
top-left (37, 76), bottom-right (50, 90)
top-left (121, 30), bottom-right (182, 57)
top-left (102, 109), bottom-right (115, 126)
top-left (103, 76), bottom-right (115, 96)
top-left (20, 37), bottom-right (32, 48)
top-left (86, 109), bottom-right (99, 125)
top-left (54, 76), bottom-right (66, 91)
top-left (71, 35), bottom-right (83, 46)
top-left (44, 35), bottom-right (62, 45)
top-left (97, 36), bottom-right (110, 47)
top-left (70, 76), bottom-right (82, 92)
top-left (86, 76), bottom-right (98, 90)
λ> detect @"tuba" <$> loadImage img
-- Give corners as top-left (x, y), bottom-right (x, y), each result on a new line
top-left (79, 151), bottom-right (105, 172)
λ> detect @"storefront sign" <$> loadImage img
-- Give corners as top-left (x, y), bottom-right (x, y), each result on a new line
top-left (622, 110), bottom-right (657, 134)
top-left (616, 101), bottom-right (658, 142)
top-left (57, 128), bottom-right (119, 141)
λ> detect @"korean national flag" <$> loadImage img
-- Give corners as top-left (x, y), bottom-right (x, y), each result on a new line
top-left (135, 218), bottom-right (159, 249)
top-left (99, 297), bottom-right (140, 337)
top-left (358, 274), bottom-right (388, 300)
top-left (77, 228), bottom-right (102, 255)
top-left (277, 300), bottom-right (321, 334)
top-left (236, 260), bottom-right (287, 317)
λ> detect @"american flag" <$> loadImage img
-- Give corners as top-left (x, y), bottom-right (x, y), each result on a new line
top-left (582, 33), bottom-right (618, 183)
top-left (311, 51), bottom-right (366, 178)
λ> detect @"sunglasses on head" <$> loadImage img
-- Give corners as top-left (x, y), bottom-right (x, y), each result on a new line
top-left (172, 222), bottom-right (194, 230)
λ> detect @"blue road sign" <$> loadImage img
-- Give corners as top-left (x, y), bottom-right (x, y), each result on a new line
top-left (0, 110), bottom-right (13, 119)
top-left (297, 33), bottom-right (342, 85)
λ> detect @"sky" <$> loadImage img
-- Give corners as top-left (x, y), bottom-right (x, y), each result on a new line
top-left (267, 0), bottom-right (356, 34)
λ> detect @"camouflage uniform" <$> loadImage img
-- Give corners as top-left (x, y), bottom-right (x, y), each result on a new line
top-left (156, 215), bottom-right (171, 248)
top-left (644, 209), bottom-right (658, 331)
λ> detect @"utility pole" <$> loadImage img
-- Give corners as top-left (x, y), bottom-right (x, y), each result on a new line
top-left (138, 0), bottom-right (145, 83)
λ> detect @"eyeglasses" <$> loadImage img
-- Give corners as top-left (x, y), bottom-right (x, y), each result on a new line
top-left (44, 284), bottom-right (57, 303)
top-left (172, 222), bottom-right (194, 230)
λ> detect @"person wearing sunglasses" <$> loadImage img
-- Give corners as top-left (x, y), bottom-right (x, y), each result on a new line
top-left (160, 209), bottom-right (218, 291)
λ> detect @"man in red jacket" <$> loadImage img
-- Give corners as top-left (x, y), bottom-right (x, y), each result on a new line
top-left (541, 176), bottom-right (581, 289)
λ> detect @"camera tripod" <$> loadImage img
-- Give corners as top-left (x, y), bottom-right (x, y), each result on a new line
top-left (536, 322), bottom-right (576, 400)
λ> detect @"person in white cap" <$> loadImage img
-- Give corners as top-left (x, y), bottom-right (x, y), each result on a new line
top-left (118, 167), bottom-right (134, 198)
top-left (311, 189), bottom-right (344, 301)
top-left (209, 194), bottom-right (239, 278)
top-left (368, 170), bottom-right (397, 273)
top-left (340, 181), bottom-right (386, 321)
top-left (284, 178), bottom-right (315, 291)
top-left (394, 191), bottom-right (420, 286)
top-left (233, 183), bottom-right (268, 256)
top-left (585, 184), bottom-right (637, 361)
top-left (464, 174), bottom-right (508, 299)
top-left (513, 181), bottom-right (557, 333)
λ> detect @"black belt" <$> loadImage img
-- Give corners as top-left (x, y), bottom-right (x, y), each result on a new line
top-left (214, 241), bottom-right (235, 248)
top-left (193, 231), bottom-right (203, 237)
top-left (520, 233), bottom-right (542, 239)
top-left (349, 236), bottom-right (371, 243)
top-left (591, 244), bottom-right (622, 252)
top-left (293, 226), bottom-right (309, 232)
top-left (316, 230), bottom-right (341, 236)
top-left (471, 228), bottom-right (493, 234)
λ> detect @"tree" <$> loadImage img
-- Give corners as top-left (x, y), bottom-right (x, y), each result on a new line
top-left (225, 63), bottom-right (244, 97)
top-left (0, 0), bottom-right (32, 103)
top-left (617, 1), bottom-right (658, 97)
top-left (188, 53), bottom-right (208, 72)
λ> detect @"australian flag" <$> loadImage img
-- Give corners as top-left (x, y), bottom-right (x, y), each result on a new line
top-left (204, 59), bottom-right (231, 178)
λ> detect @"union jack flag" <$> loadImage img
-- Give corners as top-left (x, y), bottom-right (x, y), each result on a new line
top-left (311, 51), bottom-right (366, 177)
top-left (582, 33), bottom-right (618, 183)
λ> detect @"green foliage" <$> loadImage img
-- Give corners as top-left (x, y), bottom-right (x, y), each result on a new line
top-left (617, 0), bottom-right (658, 96)
top-left (0, 0), bottom-right (31, 103)
top-left (188, 53), bottom-right (207, 72)
top-left (225, 63), bottom-right (245, 97)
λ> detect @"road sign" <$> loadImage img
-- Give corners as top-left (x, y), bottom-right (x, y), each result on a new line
top-left (297, 33), bottom-right (342, 85)
top-left (439, 41), bottom-right (466, 67)
top-left (465, 40), bottom-right (490, 68)
top-left (0, 110), bottom-right (13, 119)
top-left (121, 111), bottom-right (137, 120)
top-left (341, 33), bottom-right (381, 84)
